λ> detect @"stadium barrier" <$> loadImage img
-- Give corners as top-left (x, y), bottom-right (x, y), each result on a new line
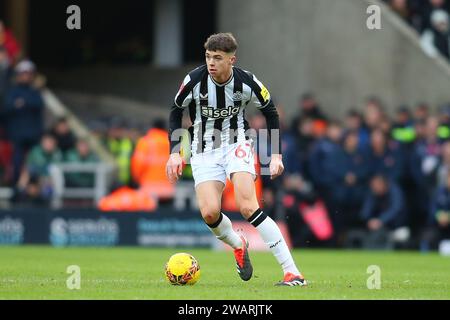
top-left (0, 208), bottom-right (214, 247)
top-left (49, 163), bottom-right (115, 209)
top-left (0, 208), bottom-right (292, 250)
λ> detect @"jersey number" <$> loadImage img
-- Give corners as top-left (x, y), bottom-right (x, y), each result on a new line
top-left (235, 143), bottom-right (253, 163)
top-left (235, 145), bottom-right (247, 159)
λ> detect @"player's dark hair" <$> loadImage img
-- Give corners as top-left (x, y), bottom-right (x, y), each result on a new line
top-left (204, 33), bottom-right (238, 53)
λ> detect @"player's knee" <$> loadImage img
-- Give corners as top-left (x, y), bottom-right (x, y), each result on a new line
top-left (238, 201), bottom-right (258, 219)
top-left (199, 204), bottom-right (221, 225)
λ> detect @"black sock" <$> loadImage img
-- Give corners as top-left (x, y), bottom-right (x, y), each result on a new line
top-left (247, 208), bottom-right (267, 228)
top-left (206, 212), bottom-right (224, 229)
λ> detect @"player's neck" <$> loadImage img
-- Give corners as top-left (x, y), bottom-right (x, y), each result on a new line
top-left (211, 68), bottom-right (233, 84)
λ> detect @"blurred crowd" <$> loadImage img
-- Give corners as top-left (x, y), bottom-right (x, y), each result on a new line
top-left (0, 20), bottom-right (99, 207)
top-left (384, 0), bottom-right (450, 60)
top-left (249, 93), bottom-right (450, 251)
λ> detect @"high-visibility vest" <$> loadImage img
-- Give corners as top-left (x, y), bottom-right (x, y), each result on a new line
top-left (107, 138), bottom-right (133, 185)
top-left (392, 126), bottom-right (416, 143)
top-left (98, 186), bottom-right (157, 212)
top-left (131, 128), bottom-right (174, 199)
top-left (438, 125), bottom-right (450, 140)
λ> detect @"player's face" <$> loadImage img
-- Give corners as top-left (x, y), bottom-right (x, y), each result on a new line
top-left (205, 50), bottom-right (235, 80)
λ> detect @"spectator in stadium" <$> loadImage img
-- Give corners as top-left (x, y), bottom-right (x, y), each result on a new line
top-left (64, 139), bottom-right (99, 188)
top-left (409, 116), bottom-right (442, 229)
top-left (413, 118), bottom-right (427, 142)
top-left (308, 122), bottom-right (343, 190)
top-left (19, 133), bottom-right (62, 180)
top-left (281, 105), bottom-right (310, 180)
top-left (286, 117), bottom-right (316, 181)
top-left (308, 122), bottom-right (343, 219)
top-left (290, 92), bottom-right (327, 134)
top-left (104, 117), bottom-right (134, 187)
top-left (392, 106), bottom-right (416, 145)
top-left (410, 117), bottom-right (442, 189)
top-left (421, 9), bottom-right (450, 60)
top-left (16, 133), bottom-right (62, 204)
top-left (379, 114), bottom-right (394, 137)
top-left (299, 92), bottom-right (327, 121)
top-left (360, 175), bottom-right (405, 238)
top-left (421, 170), bottom-right (450, 251)
top-left (130, 119), bottom-right (173, 200)
top-left (368, 129), bottom-right (404, 182)
top-left (364, 97), bottom-right (385, 132)
top-left (334, 131), bottom-right (371, 230)
top-left (344, 109), bottom-right (370, 149)
top-left (414, 103), bottom-right (430, 123)
top-left (51, 117), bottom-right (76, 155)
top-left (4, 60), bottom-right (44, 184)
top-left (0, 20), bottom-right (21, 64)
top-left (11, 175), bottom-right (49, 208)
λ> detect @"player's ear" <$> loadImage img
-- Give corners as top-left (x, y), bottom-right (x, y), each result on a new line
top-left (230, 55), bottom-right (236, 65)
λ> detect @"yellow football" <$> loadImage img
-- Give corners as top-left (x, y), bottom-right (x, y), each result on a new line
top-left (165, 253), bottom-right (201, 286)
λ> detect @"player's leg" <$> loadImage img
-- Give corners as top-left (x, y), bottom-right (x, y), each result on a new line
top-left (191, 150), bottom-right (252, 280)
top-left (231, 171), bottom-right (307, 286)
top-left (195, 180), bottom-right (252, 281)
top-left (195, 180), bottom-right (242, 249)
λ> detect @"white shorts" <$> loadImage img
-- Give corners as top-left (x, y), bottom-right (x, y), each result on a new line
top-left (190, 140), bottom-right (256, 187)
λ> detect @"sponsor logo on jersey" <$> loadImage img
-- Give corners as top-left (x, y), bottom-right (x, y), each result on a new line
top-left (201, 105), bottom-right (240, 119)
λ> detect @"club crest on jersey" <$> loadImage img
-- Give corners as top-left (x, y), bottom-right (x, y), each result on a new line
top-left (233, 91), bottom-right (243, 102)
top-left (201, 105), bottom-right (240, 119)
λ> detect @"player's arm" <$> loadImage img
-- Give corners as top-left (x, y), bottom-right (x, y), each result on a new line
top-left (167, 75), bottom-right (193, 184)
top-left (249, 74), bottom-right (284, 180)
top-left (167, 104), bottom-right (184, 184)
top-left (261, 100), bottom-right (284, 180)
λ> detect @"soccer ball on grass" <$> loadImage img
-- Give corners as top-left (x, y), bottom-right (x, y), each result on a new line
top-left (165, 253), bottom-right (201, 285)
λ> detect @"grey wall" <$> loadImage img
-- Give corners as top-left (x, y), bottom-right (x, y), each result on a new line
top-left (219, 0), bottom-right (450, 118)
top-left (43, 65), bottom-right (195, 109)
top-left (45, 0), bottom-right (450, 121)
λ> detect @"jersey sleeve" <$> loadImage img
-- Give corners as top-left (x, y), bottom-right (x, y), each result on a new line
top-left (174, 74), bottom-right (194, 108)
top-left (244, 71), bottom-right (281, 154)
top-left (249, 74), bottom-right (271, 109)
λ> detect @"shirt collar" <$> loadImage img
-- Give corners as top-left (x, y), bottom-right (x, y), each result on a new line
top-left (209, 68), bottom-right (234, 87)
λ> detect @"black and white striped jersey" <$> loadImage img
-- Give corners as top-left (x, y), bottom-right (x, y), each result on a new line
top-left (169, 64), bottom-right (280, 155)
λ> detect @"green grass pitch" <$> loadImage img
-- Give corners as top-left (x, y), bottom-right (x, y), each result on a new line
top-left (0, 246), bottom-right (449, 300)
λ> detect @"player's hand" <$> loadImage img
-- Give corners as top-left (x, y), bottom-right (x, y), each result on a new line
top-left (269, 154), bottom-right (284, 180)
top-left (166, 153), bottom-right (183, 184)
